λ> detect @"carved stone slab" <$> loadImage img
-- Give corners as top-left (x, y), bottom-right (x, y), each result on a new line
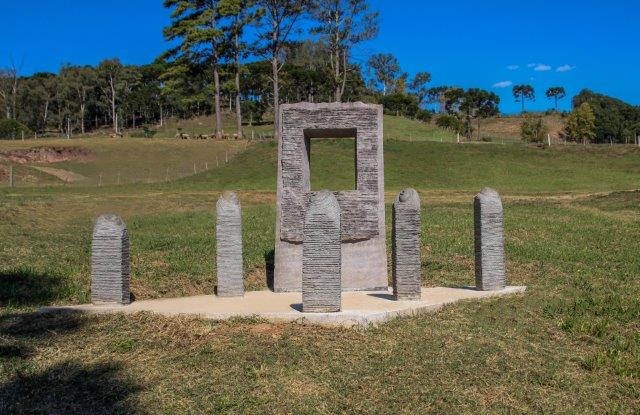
top-left (302, 191), bottom-right (341, 313)
top-left (91, 214), bottom-right (130, 304)
top-left (216, 191), bottom-right (244, 297)
top-left (392, 188), bottom-right (422, 300)
top-left (474, 188), bottom-right (506, 291)
top-left (275, 102), bottom-right (388, 292)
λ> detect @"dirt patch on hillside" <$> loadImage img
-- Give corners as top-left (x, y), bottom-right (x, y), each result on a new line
top-left (30, 166), bottom-right (87, 183)
top-left (0, 146), bottom-right (92, 164)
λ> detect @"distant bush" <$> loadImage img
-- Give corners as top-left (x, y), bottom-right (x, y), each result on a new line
top-left (241, 100), bottom-right (267, 125)
top-left (129, 125), bottom-right (157, 138)
top-left (0, 119), bottom-right (31, 140)
top-left (521, 115), bottom-right (548, 143)
top-left (435, 114), bottom-right (462, 131)
top-left (380, 93), bottom-right (419, 118)
top-left (415, 109), bottom-right (433, 122)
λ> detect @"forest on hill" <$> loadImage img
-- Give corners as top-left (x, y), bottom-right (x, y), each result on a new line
top-left (1, 0), bottom-right (639, 144)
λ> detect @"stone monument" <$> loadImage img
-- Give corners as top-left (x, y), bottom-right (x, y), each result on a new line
top-left (91, 214), bottom-right (130, 304)
top-left (302, 191), bottom-right (342, 313)
top-left (392, 188), bottom-right (422, 300)
top-left (474, 188), bottom-right (506, 291)
top-left (274, 102), bottom-right (387, 292)
top-left (216, 191), bottom-right (244, 297)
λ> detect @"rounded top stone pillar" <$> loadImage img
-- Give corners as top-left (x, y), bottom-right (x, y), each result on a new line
top-left (302, 190), bottom-right (342, 313)
top-left (396, 188), bottom-right (420, 207)
top-left (93, 214), bottom-right (127, 237)
top-left (91, 214), bottom-right (130, 305)
top-left (474, 187), bottom-right (506, 291)
top-left (475, 188), bottom-right (502, 211)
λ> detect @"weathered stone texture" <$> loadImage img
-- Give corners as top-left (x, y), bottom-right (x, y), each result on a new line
top-left (474, 188), bottom-right (506, 291)
top-left (216, 191), bottom-right (244, 297)
top-left (302, 191), bottom-right (342, 313)
top-left (392, 188), bottom-right (422, 300)
top-left (91, 214), bottom-right (130, 304)
top-left (275, 102), bottom-right (387, 292)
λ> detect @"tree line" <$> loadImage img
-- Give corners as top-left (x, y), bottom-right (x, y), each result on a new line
top-left (1, 0), bottom-right (636, 144)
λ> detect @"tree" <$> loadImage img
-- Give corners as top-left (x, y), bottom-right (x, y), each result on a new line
top-left (572, 89), bottom-right (640, 143)
top-left (163, 0), bottom-right (226, 138)
top-left (521, 115), bottom-right (548, 143)
top-left (60, 65), bottom-right (97, 134)
top-left (32, 72), bottom-right (58, 132)
top-left (408, 71), bottom-right (431, 107)
top-left (426, 86), bottom-right (450, 113)
top-left (97, 59), bottom-right (124, 133)
top-left (219, 0), bottom-right (261, 138)
top-left (0, 65), bottom-right (19, 119)
top-left (512, 84), bottom-right (535, 113)
top-left (460, 88), bottom-right (500, 140)
top-left (545, 86), bottom-right (566, 111)
top-left (564, 102), bottom-right (596, 144)
top-left (255, 0), bottom-right (307, 135)
top-left (367, 53), bottom-right (399, 96)
top-left (310, 0), bottom-right (379, 102)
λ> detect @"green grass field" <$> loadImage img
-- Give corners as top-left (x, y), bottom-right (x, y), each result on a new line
top-left (1, 132), bottom-right (639, 413)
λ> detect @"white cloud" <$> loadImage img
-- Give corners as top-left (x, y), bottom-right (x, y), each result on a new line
top-left (557, 64), bottom-right (576, 72)
top-left (507, 65), bottom-right (520, 70)
top-left (527, 63), bottom-right (537, 68)
top-left (534, 64), bottom-right (552, 72)
top-left (493, 81), bottom-right (513, 88)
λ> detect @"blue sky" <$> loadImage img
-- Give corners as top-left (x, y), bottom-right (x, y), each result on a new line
top-left (2, 0), bottom-right (639, 113)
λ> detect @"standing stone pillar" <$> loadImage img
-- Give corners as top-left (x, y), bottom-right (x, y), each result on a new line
top-left (474, 188), bottom-right (506, 291)
top-left (91, 214), bottom-right (130, 304)
top-left (392, 188), bottom-right (422, 300)
top-left (216, 191), bottom-right (244, 297)
top-left (302, 191), bottom-right (341, 313)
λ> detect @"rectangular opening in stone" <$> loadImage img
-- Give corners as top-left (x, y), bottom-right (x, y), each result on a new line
top-left (304, 128), bottom-right (357, 191)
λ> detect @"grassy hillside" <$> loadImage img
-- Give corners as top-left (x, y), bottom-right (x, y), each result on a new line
top-left (1, 116), bottom-right (639, 413)
top-left (190, 139), bottom-right (640, 193)
top-left (481, 113), bottom-right (566, 140)
top-left (3, 136), bottom-right (637, 192)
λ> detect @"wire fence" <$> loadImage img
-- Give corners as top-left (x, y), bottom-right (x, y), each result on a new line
top-left (0, 158), bottom-right (233, 189)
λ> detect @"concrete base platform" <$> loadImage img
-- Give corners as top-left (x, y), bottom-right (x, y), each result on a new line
top-left (42, 286), bottom-right (526, 327)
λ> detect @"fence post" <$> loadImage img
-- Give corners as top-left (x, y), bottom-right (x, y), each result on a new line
top-left (225, 151), bottom-right (228, 164)
top-left (9, 165), bottom-right (14, 188)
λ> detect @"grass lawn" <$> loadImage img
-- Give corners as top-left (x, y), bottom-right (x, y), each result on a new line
top-left (0, 135), bottom-right (639, 413)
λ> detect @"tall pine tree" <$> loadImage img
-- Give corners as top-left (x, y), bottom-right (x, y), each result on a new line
top-left (163, 0), bottom-right (226, 138)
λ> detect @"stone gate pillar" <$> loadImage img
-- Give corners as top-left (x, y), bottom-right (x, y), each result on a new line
top-left (392, 188), bottom-right (422, 300)
top-left (474, 188), bottom-right (506, 291)
top-left (91, 214), bottom-right (130, 304)
top-left (302, 191), bottom-right (342, 312)
top-left (216, 191), bottom-right (244, 297)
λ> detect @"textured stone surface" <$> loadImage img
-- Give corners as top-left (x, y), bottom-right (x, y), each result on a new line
top-left (275, 102), bottom-right (387, 292)
top-left (216, 191), bottom-right (244, 297)
top-left (474, 188), bottom-right (506, 291)
top-left (302, 191), bottom-right (342, 313)
top-left (392, 188), bottom-right (422, 300)
top-left (91, 214), bottom-right (130, 304)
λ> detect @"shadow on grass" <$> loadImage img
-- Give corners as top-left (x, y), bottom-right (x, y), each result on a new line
top-left (264, 249), bottom-right (275, 291)
top-left (0, 268), bottom-right (70, 307)
top-left (0, 360), bottom-right (144, 415)
top-left (0, 311), bottom-right (90, 363)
